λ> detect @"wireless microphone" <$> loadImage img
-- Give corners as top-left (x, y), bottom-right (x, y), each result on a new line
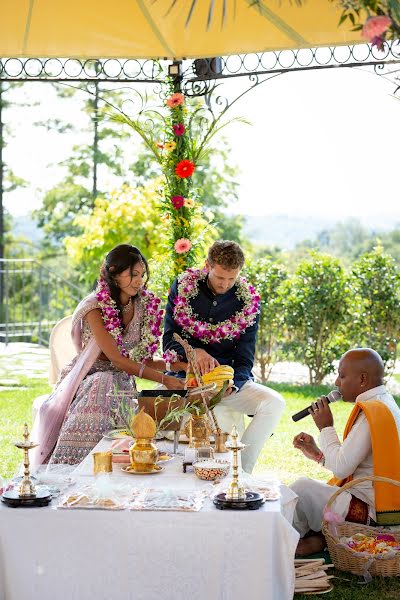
top-left (291, 390), bottom-right (342, 422)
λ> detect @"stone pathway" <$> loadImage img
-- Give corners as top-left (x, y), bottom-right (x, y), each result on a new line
top-left (0, 342), bottom-right (50, 389)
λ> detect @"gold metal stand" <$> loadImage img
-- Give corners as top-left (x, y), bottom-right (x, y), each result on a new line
top-left (213, 426), bottom-right (265, 511)
top-left (225, 425), bottom-right (246, 500)
top-left (1, 424), bottom-right (52, 507)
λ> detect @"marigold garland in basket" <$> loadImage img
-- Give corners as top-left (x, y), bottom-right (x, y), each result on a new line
top-left (173, 268), bottom-right (261, 344)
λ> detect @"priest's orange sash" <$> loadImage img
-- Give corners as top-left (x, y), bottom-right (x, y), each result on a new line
top-left (329, 400), bottom-right (400, 526)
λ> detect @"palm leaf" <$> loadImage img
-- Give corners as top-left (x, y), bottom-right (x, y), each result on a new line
top-left (108, 110), bottom-right (163, 163)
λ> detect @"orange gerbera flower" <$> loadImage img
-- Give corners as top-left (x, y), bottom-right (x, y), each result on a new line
top-left (175, 159), bottom-right (195, 179)
top-left (166, 93), bottom-right (185, 108)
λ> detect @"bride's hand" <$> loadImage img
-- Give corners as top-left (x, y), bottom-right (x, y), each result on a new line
top-left (163, 375), bottom-right (186, 390)
top-left (169, 361), bottom-right (188, 373)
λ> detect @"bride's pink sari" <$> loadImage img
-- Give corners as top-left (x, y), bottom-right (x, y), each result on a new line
top-left (31, 293), bottom-right (143, 466)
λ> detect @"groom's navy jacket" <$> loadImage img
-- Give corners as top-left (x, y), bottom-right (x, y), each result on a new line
top-left (162, 275), bottom-right (259, 391)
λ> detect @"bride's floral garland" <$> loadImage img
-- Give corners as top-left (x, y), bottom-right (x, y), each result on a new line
top-left (173, 268), bottom-right (261, 344)
top-left (96, 278), bottom-right (163, 362)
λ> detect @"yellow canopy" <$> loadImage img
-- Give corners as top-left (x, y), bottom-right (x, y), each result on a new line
top-left (1, 0), bottom-right (362, 59)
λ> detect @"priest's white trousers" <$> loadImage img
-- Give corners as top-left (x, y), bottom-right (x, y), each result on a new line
top-left (213, 380), bottom-right (285, 474)
top-left (290, 477), bottom-right (352, 537)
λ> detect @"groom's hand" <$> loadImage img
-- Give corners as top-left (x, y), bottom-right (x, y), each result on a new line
top-left (194, 349), bottom-right (219, 375)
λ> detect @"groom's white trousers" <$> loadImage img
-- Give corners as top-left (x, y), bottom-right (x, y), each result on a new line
top-left (213, 380), bottom-right (285, 473)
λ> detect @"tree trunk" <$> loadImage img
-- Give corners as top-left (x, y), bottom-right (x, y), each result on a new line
top-left (0, 82), bottom-right (4, 320)
top-left (92, 82), bottom-right (99, 200)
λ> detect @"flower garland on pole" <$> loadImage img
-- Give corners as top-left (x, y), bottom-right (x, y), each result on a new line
top-left (109, 72), bottom-right (249, 279)
top-left (160, 80), bottom-right (197, 276)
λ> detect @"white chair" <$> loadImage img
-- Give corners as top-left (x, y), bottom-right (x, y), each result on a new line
top-left (48, 315), bottom-right (75, 385)
top-left (32, 315), bottom-right (75, 421)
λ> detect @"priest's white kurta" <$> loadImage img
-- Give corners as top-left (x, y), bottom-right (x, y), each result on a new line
top-left (290, 386), bottom-right (400, 537)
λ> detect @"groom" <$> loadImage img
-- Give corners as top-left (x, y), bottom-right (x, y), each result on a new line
top-left (163, 240), bottom-right (285, 473)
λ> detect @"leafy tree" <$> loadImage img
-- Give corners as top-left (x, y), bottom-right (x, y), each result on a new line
top-left (244, 258), bottom-right (288, 383)
top-left (0, 82), bottom-right (29, 320)
top-left (374, 228), bottom-right (400, 264)
top-left (0, 82), bottom-right (28, 261)
top-left (35, 180), bottom-right (93, 248)
top-left (294, 219), bottom-right (372, 265)
top-left (34, 83), bottom-right (130, 248)
top-left (283, 251), bottom-right (351, 384)
top-left (351, 245), bottom-right (400, 373)
top-left (65, 180), bottom-right (217, 287)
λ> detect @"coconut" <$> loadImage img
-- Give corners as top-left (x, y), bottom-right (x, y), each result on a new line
top-left (131, 407), bottom-right (157, 438)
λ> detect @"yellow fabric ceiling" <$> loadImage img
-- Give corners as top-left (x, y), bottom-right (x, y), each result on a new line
top-left (0, 0), bottom-right (362, 59)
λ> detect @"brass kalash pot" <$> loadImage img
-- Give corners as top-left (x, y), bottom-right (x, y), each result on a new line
top-left (184, 414), bottom-right (213, 448)
top-left (129, 408), bottom-right (158, 472)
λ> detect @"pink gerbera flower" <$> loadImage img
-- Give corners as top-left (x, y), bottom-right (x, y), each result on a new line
top-left (362, 15), bottom-right (391, 42)
top-left (166, 93), bottom-right (185, 108)
top-left (173, 123), bottom-right (185, 136)
top-left (174, 238), bottom-right (192, 254)
top-left (171, 195), bottom-right (185, 209)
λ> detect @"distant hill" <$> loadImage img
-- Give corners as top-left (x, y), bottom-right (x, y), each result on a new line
top-left (12, 212), bottom-right (400, 250)
top-left (13, 215), bottom-right (43, 243)
top-left (242, 214), bottom-right (400, 250)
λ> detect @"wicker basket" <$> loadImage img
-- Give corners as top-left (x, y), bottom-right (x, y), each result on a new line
top-left (322, 475), bottom-right (400, 577)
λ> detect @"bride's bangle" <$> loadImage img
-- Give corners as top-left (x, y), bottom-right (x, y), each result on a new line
top-left (138, 363), bottom-right (145, 378)
top-left (161, 374), bottom-right (165, 386)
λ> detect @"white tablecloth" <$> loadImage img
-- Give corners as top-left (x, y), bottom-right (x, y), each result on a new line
top-left (0, 440), bottom-right (299, 600)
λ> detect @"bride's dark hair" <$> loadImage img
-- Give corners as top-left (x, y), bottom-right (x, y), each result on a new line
top-left (99, 244), bottom-right (149, 323)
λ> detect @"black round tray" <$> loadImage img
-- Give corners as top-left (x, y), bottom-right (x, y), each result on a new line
top-left (2, 488), bottom-right (52, 508)
top-left (213, 491), bottom-right (265, 510)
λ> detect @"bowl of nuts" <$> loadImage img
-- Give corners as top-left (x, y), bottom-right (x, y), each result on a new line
top-left (193, 459), bottom-right (230, 481)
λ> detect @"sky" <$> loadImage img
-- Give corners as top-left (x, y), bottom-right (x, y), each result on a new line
top-left (3, 62), bottom-right (400, 220)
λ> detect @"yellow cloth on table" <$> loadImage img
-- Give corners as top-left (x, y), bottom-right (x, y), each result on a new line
top-left (329, 400), bottom-right (400, 526)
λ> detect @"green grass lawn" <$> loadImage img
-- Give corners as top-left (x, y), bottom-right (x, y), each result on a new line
top-left (0, 376), bottom-right (51, 478)
top-left (0, 376), bottom-right (399, 598)
top-left (254, 382), bottom-right (355, 483)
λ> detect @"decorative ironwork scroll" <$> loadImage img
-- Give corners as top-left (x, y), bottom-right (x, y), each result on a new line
top-left (1, 41), bottom-right (400, 88)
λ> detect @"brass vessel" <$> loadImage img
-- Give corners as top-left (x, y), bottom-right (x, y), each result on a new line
top-left (93, 451), bottom-right (113, 474)
top-left (129, 438), bottom-right (158, 472)
top-left (214, 431), bottom-right (229, 453)
top-left (184, 414), bottom-right (212, 447)
top-left (128, 408), bottom-right (158, 473)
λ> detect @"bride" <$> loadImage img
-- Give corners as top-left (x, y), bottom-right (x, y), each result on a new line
top-left (31, 244), bottom-right (185, 466)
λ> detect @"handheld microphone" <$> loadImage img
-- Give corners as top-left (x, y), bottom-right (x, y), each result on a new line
top-left (291, 390), bottom-right (342, 422)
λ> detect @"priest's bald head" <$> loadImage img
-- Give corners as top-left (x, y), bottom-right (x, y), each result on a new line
top-left (335, 348), bottom-right (384, 403)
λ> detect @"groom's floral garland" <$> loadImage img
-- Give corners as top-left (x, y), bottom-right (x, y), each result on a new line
top-left (173, 268), bottom-right (261, 344)
top-left (96, 278), bottom-right (163, 362)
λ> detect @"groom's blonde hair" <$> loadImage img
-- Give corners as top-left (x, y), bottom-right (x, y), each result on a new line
top-left (207, 240), bottom-right (245, 270)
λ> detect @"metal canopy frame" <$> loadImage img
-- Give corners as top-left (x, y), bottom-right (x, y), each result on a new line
top-left (0, 40), bottom-right (400, 91)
